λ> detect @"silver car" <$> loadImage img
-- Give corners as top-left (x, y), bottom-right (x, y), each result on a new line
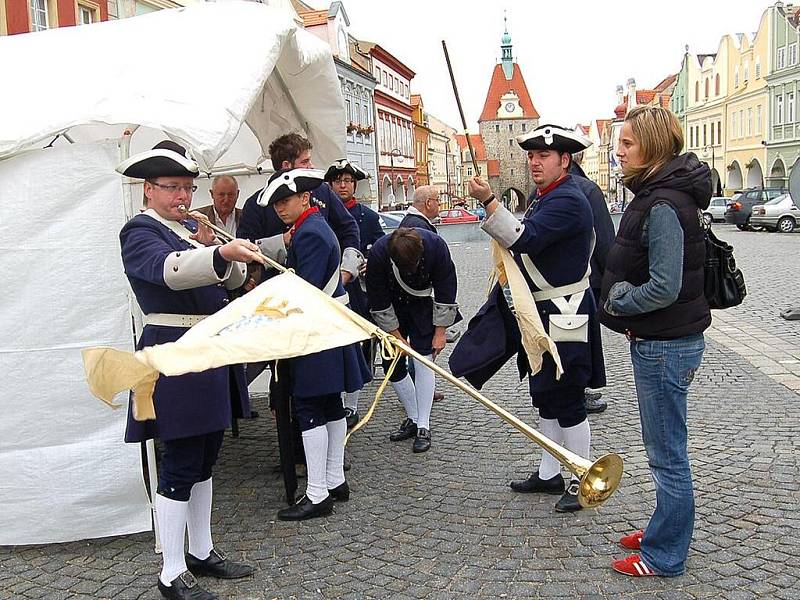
top-left (750, 193), bottom-right (800, 233)
top-left (702, 197), bottom-right (728, 225)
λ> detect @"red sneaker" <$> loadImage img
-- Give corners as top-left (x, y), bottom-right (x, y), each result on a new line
top-left (612, 554), bottom-right (657, 577)
top-left (619, 529), bottom-right (644, 550)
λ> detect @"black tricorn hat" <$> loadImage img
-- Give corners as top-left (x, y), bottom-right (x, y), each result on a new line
top-left (256, 168), bottom-right (325, 206)
top-left (324, 159), bottom-right (369, 182)
top-left (116, 140), bottom-right (199, 179)
top-left (516, 124), bottom-right (591, 153)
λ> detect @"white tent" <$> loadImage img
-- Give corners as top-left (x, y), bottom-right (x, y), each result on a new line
top-left (0, 1), bottom-right (346, 545)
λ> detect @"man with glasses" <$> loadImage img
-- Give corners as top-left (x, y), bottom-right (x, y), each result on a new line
top-left (116, 140), bottom-right (260, 600)
top-left (399, 185), bottom-right (441, 232)
top-left (324, 159), bottom-right (384, 428)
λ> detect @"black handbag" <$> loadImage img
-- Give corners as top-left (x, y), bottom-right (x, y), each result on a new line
top-left (704, 227), bottom-right (746, 309)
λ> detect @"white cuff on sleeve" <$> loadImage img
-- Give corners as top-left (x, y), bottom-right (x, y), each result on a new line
top-left (371, 306), bottom-right (400, 332)
top-left (481, 204), bottom-right (524, 248)
top-left (341, 246), bottom-right (364, 277)
top-left (225, 261), bottom-right (248, 290)
top-left (432, 302), bottom-right (459, 327)
top-left (163, 246), bottom-right (228, 290)
top-left (256, 234), bottom-right (287, 264)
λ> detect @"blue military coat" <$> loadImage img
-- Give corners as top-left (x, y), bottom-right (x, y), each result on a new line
top-left (120, 214), bottom-right (250, 443)
top-left (399, 210), bottom-right (437, 232)
top-left (511, 175), bottom-right (602, 394)
top-left (287, 210), bottom-right (372, 398)
top-left (365, 228), bottom-right (460, 355)
top-left (345, 200), bottom-right (385, 320)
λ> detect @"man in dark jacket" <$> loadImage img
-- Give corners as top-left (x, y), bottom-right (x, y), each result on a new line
top-left (399, 185), bottom-right (440, 232)
top-left (570, 155), bottom-right (615, 414)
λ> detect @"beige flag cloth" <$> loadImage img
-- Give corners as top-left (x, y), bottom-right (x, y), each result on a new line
top-left (489, 239), bottom-right (563, 380)
top-left (82, 270), bottom-right (380, 420)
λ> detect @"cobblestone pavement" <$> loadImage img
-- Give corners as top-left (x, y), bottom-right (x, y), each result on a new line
top-left (2, 224), bottom-right (799, 600)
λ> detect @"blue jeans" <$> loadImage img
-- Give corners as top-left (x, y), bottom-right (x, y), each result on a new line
top-left (630, 333), bottom-right (705, 576)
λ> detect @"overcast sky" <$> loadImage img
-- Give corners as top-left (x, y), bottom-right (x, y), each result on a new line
top-left (309, 0), bottom-right (769, 131)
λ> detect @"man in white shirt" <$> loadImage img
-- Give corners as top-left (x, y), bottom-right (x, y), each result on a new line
top-left (195, 175), bottom-right (241, 237)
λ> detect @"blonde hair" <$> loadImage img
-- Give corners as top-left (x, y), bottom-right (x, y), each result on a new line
top-left (622, 106), bottom-right (684, 187)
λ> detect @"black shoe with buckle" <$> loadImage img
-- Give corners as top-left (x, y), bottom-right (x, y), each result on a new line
top-left (185, 549), bottom-right (254, 580)
top-left (344, 407), bottom-right (360, 429)
top-left (554, 480), bottom-right (583, 512)
top-left (389, 418), bottom-right (417, 442)
top-left (412, 428), bottom-right (431, 453)
top-left (510, 471), bottom-right (565, 494)
top-left (277, 494), bottom-right (334, 521)
top-left (329, 481), bottom-right (350, 502)
top-left (157, 571), bottom-right (218, 600)
top-left (585, 390), bottom-right (607, 414)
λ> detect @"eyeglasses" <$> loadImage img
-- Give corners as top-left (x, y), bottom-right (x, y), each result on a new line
top-left (149, 181), bottom-right (198, 194)
top-left (428, 196), bottom-right (441, 203)
top-left (334, 177), bottom-right (355, 184)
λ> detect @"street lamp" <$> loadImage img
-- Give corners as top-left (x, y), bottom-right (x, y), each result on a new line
top-left (389, 148), bottom-right (402, 207)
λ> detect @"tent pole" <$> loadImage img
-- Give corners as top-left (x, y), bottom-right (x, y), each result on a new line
top-left (119, 127), bottom-right (161, 553)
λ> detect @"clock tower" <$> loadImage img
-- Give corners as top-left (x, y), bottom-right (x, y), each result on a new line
top-left (477, 17), bottom-right (540, 211)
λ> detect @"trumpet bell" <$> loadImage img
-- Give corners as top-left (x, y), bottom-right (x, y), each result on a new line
top-left (578, 453), bottom-right (624, 509)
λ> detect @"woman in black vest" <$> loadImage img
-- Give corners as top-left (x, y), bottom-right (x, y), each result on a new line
top-left (598, 106), bottom-right (712, 578)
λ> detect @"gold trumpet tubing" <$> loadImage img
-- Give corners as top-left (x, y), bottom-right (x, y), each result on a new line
top-left (388, 337), bottom-right (592, 479)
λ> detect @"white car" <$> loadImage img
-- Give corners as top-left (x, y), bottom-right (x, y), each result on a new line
top-left (702, 197), bottom-right (728, 225)
top-left (750, 193), bottom-right (800, 233)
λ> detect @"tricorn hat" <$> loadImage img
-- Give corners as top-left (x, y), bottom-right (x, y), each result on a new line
top-left (516, 124), bottom-right (592, 153)
top-left (324, 159), bottom-right (369, 182)
top-left (116, 140), bottom-right (199, 179)
top-left (257, 168), bottom-right (325, 206)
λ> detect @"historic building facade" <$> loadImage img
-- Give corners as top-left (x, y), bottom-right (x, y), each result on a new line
top-left (426, 112), bottom-right (459, 205)
top-left (300, 2), bottom-right (378, 204)
top-left (766, 2), bottom-right (800, 188)
top-left (411, 94), bottom-right (430, 187)
top-left (477, 24), bottom-right (539, 211)
top-left (2, 0), bottom-right (110, 34)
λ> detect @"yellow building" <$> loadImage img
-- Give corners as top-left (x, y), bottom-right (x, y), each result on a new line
top-left (684, 43), bottom-right (730, 195)
top-left (724, 8), bottom-right (770, 192)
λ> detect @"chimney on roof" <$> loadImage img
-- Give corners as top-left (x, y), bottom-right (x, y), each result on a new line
top-left (627, 78), bottom-right (637, 109)
top-left (616, 85), bottom-right (624, 106)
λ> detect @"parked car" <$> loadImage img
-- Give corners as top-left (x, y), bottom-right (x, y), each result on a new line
top-left (438, 207), bottom-right (480, 224)
top-left (750, 193), bottom-right (800, 233)
top-left (378, 212), bottom-right (405, 230)
top-left (702, 197), bottom-right (728, 225)
top-left (724, 187), bottom-right (788, 230)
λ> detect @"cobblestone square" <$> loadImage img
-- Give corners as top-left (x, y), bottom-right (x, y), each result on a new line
top-left (2, 224), bottom-right (799, 599)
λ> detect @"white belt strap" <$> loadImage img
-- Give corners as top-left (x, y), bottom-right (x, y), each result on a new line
top-left (143, 209), bottom-right (205, 249)
top-left (322, 268), bottom-right (349, 305)
top-left (143, 313), bottom-right (207, 327)
top-left (391, 260), bottom-right (433, 298)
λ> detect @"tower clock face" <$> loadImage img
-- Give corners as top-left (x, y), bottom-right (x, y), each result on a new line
top-left (504, 102), bottom-right (516, 112)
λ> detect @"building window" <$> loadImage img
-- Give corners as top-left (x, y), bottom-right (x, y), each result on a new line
top-left (755, 58), bottom-right (761, 79)
top-left (717, 121), bottom-right (721, 143)
top-left (521, 123), bottom-right (526, 132)
top-left (381, 71), bottom-right (387, 87)
top-left (345, 99), bottom-right (351, 123)
top-left (734, 67), bottom-right (739, 88)
top-left (689, 127), bottom-right (694, 148)
top-left (702, 123), bottom-right (707, 146)
top-left (704, 78), bottom-right (709, 99)
top-left (467, 167), bottom-right (473, 176)
top-left (510, 168), bottom-right (514, 176)
top-left (744, 61), bottom-right (750, 81)
top-left (509, 123), bottom-right (513, 132)
top-left (78, 5), bottom-right (95, 24)
top-left (790, 43), bottom-right (798, 66)
top-left (30, 0), bottom-right (48, 31)
top-left (778, 47), bottom-right (787, 69)
top-left (509, 139), bottom-right (514, 147)
top-left (777, 95), bottom-right (784, 124)
top-left (715, 74), bottom-right (720, 96)
top-left (710, 122), bottom-right (714, 145)
top-left (788, 94), bottom-right (795, 124)
top-left (694, 81), bottom-right (699, 101)
top-left (374, 67), bottom-right (380, 80)
top-left (756, 104), bottom-right (762, 135)
top-left (495, 124), bottom-right (499, 133)
top-left (731, 113), bottom-right (737, 138)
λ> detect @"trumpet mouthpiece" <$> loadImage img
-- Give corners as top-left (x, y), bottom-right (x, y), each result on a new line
top-left (177, 204), bottom-right (187, 213)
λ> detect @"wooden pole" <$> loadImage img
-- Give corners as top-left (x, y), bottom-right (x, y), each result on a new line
top-left (442, 40), bottom-right (480, 175)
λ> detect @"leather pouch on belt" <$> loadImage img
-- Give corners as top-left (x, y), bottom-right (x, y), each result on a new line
top-left (548, 314), bottom-right (589, 343)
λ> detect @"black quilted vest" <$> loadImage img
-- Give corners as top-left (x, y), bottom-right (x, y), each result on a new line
top-left (599, 187), bottom-right (711, 339)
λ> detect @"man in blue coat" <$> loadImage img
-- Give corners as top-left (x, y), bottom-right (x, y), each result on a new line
top-left (365, 227), bottom-right (460, 453)
top-left (399, 185), bottom-right (440, 232)
top-left (324, 159), bottom-right (384, 428)
top-left (117, 141), bottom-right (260, 600)
top-left (259, 167), bottom-right (372, 521)
top-left (468, 124), bottom-right (601, 513)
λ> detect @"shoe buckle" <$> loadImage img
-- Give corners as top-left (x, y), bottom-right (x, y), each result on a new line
top-left (567, 481), bottom-right (580, 495)
top-left (212, 548), bottom-right (227, 561)
top-left (178, 571), bottom-right (198, 588)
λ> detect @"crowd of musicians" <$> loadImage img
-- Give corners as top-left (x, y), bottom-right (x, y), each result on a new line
top-left (117, 107), bottom-right (713, 599)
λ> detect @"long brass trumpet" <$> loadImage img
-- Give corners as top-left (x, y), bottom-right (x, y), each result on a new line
top-left (180, 206), bottom-right (623, 509)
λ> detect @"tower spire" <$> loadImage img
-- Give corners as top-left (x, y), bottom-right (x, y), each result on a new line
top-left (501, 12), bottom-right (513, 80)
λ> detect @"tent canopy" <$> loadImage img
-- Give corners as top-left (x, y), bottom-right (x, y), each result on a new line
top-left (0, 0), bottom-right (346, 170)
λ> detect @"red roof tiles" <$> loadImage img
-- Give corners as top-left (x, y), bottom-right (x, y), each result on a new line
top-left (479, 63), bottom-right (539, 122)
top-left (455, 134), bottom-right (487, 161)
top-left (298, 9), bottom-right (328, 27)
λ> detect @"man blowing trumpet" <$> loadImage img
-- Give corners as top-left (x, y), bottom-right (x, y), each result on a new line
top-left (465, 124), bottom-right (605, 513)
top-left (116, 140), bottom-right (262, 600)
